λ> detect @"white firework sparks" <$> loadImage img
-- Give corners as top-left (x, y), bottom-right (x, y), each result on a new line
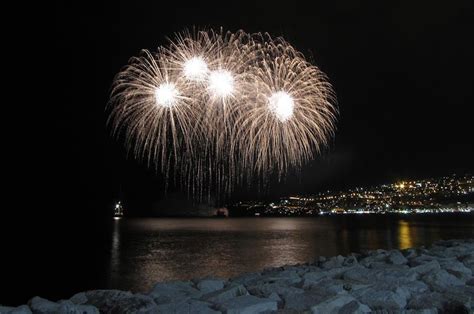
top-left (108, 29), bottom-right (337, 202)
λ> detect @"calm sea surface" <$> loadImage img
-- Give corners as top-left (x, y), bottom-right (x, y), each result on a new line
top-left (107, 214), bottom-right (474, 293)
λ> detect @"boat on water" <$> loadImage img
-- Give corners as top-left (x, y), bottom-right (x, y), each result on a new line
top-left (114, 201), bottom-right (124, 219)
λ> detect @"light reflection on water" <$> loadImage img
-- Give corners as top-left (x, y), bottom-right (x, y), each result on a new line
top-left (108, 214), bottom-right (474, 293)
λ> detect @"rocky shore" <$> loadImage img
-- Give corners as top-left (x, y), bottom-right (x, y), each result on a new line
top-left (2, 239), bottom-right (474, 313)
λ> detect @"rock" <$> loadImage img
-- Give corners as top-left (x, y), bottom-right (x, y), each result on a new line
top-left (247, 282), bottom-right (304, 298)
top-left (407, 290), bottom-right (471, 312)
top-left (407, 291), bottom-right (446, 311)
top-left (410, 260), bottom-right (441, 275)
top-left (404, 309), bottom-right (438, 314)
top-left (201, 284), bottom-right (248, 303)
top-left (386, 250), bottom-right (408, 265)
top-left (0, 305), bottom-right (32, 314)
top-left (259, 270), bottom-right (302, 286)
top-left (321, 255), bottom-right (345, 269)
top-left (342, 265), bottom-right (372, 284)
top-left (466, 277), bottom-right (474, 286)
top-left (421, 269), bottom-right (464, 291)
top-left (155, 299), bottom-right (219, 314)
top-left (439, 260), bottom-right (472, 281)
top-left (354, 288), bottom-right (408, 310)
top-left (81, 290), bottom-right (158, 313)
top-left (28, 296), bottom-right (60, 314)
top-left (441, 285), bottom-right (474, 309)
top-left (217, 295), bottom-right (277, 314)
top-left (302, 270), bottom-right (328, 283)
top-left (69, 292), bottom-right (88, 304)
top-left (149, 281), bottom-right (202, 304)
top-left (196, 278), bottom-right (226, 294)
top-left (303, 278), bottom-right (346, 295)
top-left (281, 290), bottom-right (334, 311)
top-left (231, 272), bottom-right (262, 286)
top-left (56, 300), bottom-right (99, 314)
top-left (267, 292), bottom-right (281, 302)
top-left (342, 254), bottom-right (359, 267)
top-left (401, 248), bottom-right (419, 259)
top-left (310, 294), bottom-right (370, 313)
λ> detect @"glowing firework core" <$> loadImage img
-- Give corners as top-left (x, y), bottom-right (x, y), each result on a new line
top-left (155, 83), bottom-right (179, 108)
top-left (183, 56), bottom-right (208, 81)
top-left (208, 70), bottom-right (234, 100)
top-left (268, 91), bottom-right (295, 122)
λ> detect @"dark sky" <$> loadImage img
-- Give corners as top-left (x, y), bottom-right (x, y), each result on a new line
top-left (1, 0), bottom-right (473, 305)
top-left (51, 0), bottom-right (474, 213)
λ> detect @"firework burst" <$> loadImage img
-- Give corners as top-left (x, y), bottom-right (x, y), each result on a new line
top-left (108, 29), bottom-right (337, 202)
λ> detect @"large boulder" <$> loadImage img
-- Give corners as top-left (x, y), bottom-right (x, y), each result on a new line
top-left (354, 287), bottom-right (408, 310)
top-left (410, 260), bottom-right (441, 275)
top-left (155, 299), bottom-right (219, 314)
top-left (0, 305), bottom-right (32, 314)
top-left (303, 278), bottom-right (346, 295)
top-left (201, 284), bottom-right (248, 304)
top-left (421, 269), bottom-right (464, 291)
top-left (28, 297), bottom-right (60, 314)
top-left (342, 265), bottom-right (372, 284)
top-left (217, 295), bottom-right (277, 314)
top-left (407, 291), bottom-right (471, 313)
top-left (57, 300), bottom-right (99, 314)
top-left (320, 255), bottom-right (345, 269)
top-left (246, 282), bottom-right (304, 299)
top-left (281, 290), bottom-right (335, 311)
top-left (258, 269), bottom-right (302, 286)
top-left (148, 281), bottom-right (202, 304)
top-left (439, 260), bottom-right (473, 281)
top-left (386, 250), bottom-right (408, 265)
top-left (311, 294), bottom-right (370, 314)
top-left (76, 290), bottom-right (158, 313)
top-left (195, 278), bottom-right (226, 294)
top-left (230, 272), bottom-right (262, 286)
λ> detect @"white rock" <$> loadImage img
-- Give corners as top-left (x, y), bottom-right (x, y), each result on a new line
top-left (230, 272), bottom-right (262, 286)
top-left (355, 288), bottom-right (407, 310)
top-left (28, 296), bottom-right (60, 314)
top-left (259, 270), bottom-right (302, 285)
top-left (282, 290), bottom-right (334, 311)
top-left (321, 255), bottom-right (345, 269)
top-left (304, 278), bottom-right (346, 295)
top-left (311, 294), bottom-right (370, 314)
top-left (217, 295), bottom-right (277, 314)
top-left (440, 260), bottom-right (472, 281)
top-left (57, 301), bottom-right (99, 314)
top-left (196, 278), bottom-right (226, 294)
top-left (202, 284), bottom-right (248, 303)
top-left (247, 282), bottom-right (303, 298)
top-left (404, 309), bottom-right (437, 314)
top-left (0, 305), bottom-right (32, 314)
top-left (410, 260), bottom-right (441, 275)
top-left (421, 269), bottom-right (464, 291)
top-left (69, 292), bottom-right (88, 304)
top-left (82, 290), bottom-right (158, 313)
top-left (342, 266), bottom-right (372, 283)
top-left (387, 250), bottom-right (408, 265)
top-left (155, 299), bottom-right (219, 314)
top-left (149, 281), bottom-right (202, 304)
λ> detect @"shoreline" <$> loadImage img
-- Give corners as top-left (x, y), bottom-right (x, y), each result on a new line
top-left (2, 239), bottom-right (473, 313)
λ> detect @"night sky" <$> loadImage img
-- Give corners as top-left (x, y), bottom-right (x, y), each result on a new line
top-left (2, 0), bottom-right (474, 304)
top-left (55, 0), bottom-right (473, 212)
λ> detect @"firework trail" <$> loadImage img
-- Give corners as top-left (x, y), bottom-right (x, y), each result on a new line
top-left (108, 29), bottom-right (337, 203)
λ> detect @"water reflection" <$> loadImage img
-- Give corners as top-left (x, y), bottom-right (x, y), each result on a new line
top-left (107, 214), bottom-right (474, 293)
top-left (109, 219), bottom-right (121, 288)
top-left (398, 220), bottom-right (414, 249)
